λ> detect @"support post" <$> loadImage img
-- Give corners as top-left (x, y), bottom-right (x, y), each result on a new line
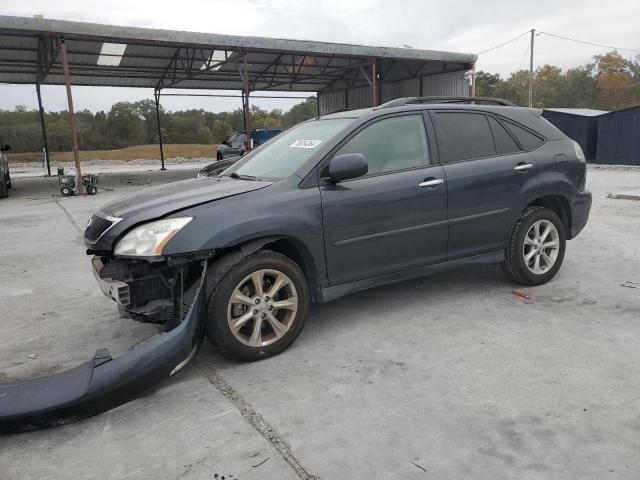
top-left (316, 93), bottom-right (321, 117)
top-left (242, 53), bottom-right (251, 152)
top-left (471, 62), bottom-right (476, 97)
top-left (35, 83), bottom-right (51, 176)
top-left (154, 89), bottom-right (166, 171)
top-left (58, 37), bottom-right (82, 194)
top-left (370, 58), bottom-right (377, 107)
top-left (529, 28), bottom-right (535, 108)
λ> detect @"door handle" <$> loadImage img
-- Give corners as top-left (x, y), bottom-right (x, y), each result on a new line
top-left (514, 163), bottom-right (533, 171)
top-left (419, 178), bottom-right (444, 188)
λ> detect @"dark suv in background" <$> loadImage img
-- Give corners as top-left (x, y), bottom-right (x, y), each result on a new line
top-left (0, 144), bottom-right (12, 199)
top-left (216, 127), bottom-right (281, 160)
top-left (87, 96), bottom-right (591, 362)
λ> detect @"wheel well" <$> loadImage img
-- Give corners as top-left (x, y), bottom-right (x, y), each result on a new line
top-left (262, 237), bottom-right (320, 301)
top-left (527, 195), bottom-right (571, 233)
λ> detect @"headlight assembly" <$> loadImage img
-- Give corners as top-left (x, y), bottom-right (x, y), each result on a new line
top-left (114, 217), bottom-right (192, 257)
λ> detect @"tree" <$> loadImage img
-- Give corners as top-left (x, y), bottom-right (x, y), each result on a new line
top-left (594, 51), bottom-right (638, 110)
top-left (474, 71), bottom-right (502, 98)
top-left (105, 102), bottom-right (146, 148)
top-left (211, 119), bottom-right (233, 143)
top-left (494, 70), bottom-right (530, 106)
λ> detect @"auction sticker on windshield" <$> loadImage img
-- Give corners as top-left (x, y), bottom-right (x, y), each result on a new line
top-left (289, 139), bottom-right (322, 149)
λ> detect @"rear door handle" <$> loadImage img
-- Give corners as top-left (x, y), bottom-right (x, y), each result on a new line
top-left (514, 163), bottom-right (533, 172)
top-left (419, 178), bottom-right (444, 188)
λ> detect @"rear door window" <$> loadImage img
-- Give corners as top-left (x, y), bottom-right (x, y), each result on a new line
top-left (488, 116), bottom-right (521, 155)
top-left (502, 120), bottom-right (544, 151)
top-left (431, 112), bottom-right (496, 163)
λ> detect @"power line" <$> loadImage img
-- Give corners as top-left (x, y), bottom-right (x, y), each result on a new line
top-left (477, 30), bottom-right (530, 55)
top-left (537, 31), bottom-right (640, 55)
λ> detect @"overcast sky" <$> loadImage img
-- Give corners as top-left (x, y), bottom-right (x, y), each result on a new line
top-left (2, 0), bottom-right (639, 113)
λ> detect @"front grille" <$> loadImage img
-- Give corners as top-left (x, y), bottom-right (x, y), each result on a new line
top-left (84, 215), bottom-right (113, 242)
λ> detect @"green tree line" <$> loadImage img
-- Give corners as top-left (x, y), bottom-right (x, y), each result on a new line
top-left (476, 51), bottom-right (640, 110)
top-left (0, 97), bottom-right (318, 153)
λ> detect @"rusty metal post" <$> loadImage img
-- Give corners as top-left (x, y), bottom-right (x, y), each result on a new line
top-left (58, 37), bottom-right (83, 194)
top-left (35, 83), bottom-right (51, 176)
top-left (370, 58), bottom-right (377, 107)
top-left (154, 89), bottom-right (166, 170)
top-left (242, 52), bottom-right (252, 151)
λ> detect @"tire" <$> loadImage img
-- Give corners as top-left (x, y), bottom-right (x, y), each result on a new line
top-left (217, 152), bottom-right (223, 161)
top-left (205, 250), bottom-right (310, 362)
top-left (60, 186), bottom-right (72, 196)
top-left (502, 206), bottom-right (566, 286)
top-left (86, 185), bottom-right (97, 195)
top-left (5, 168), bottom-right (10, 189)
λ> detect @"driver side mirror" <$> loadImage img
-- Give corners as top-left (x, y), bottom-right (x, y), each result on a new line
top-left (328, 153), bottom-right (368, 182)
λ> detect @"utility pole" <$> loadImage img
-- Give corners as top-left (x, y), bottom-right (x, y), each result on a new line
top-left (529, 28), bottom-right (535, 108)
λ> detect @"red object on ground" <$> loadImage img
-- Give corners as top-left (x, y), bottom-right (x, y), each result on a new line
top-left (511, 290), bottom-right (531, 300)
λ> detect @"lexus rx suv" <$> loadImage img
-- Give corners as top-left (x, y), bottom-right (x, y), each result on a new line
top-left (86, 97), bottom-right (592, 362)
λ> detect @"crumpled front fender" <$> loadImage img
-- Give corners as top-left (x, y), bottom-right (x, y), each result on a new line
top-left (0, 261), bottom-right (208, 435)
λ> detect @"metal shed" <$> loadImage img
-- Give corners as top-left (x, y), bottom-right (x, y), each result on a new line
top-left (595, 106), bottom-right (640, 166)
top-left (0, 15), bottom-right (475, 182)
top-left (542, 108), bottom-right (607, 163)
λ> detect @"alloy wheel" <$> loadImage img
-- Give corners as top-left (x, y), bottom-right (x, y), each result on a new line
top-left (523, 219), bottom-right (560, 275)
top-left (226, 269), bottom-right (298, 347)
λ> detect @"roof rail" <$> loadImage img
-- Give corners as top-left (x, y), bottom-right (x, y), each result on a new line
top-left (377, 96), bottom-right (517, 108)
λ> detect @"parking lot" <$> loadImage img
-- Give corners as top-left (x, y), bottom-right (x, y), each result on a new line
top-left (1, 166), bottom-right (639, 480)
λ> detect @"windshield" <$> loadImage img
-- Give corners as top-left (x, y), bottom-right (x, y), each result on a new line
top-left (222, 119), bottom-right (352, 180)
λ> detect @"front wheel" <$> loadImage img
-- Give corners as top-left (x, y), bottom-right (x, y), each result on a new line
top-left (502, 206), bottom-right (566, 286)
top-left (216, 152), bottom-right (223, 161)
top-left (206, 250), bottom-right (310, 361)
top-left (60, 186), bottom-right (73, 196)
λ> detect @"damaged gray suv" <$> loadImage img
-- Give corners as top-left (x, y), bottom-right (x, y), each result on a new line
top-left (87, 96), bottom-right (592, 362)
top-left (0, 97), bottom-right (592, 433)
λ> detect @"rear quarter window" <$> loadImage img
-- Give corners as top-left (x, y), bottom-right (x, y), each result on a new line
top-left (488, 116), bottom-right (521, 155)
top-left (502, 120), bottom-right (545, 151)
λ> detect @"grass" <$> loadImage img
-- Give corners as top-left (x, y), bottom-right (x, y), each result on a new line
top-left (7, 144), bottom-right (217, 163)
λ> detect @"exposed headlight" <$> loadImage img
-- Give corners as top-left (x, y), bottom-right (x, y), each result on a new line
top-left (114, 217), bottom-right (192, 257)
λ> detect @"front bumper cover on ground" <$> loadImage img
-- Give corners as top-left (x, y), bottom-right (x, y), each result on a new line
top-left (0, 261), bottom-right (208, 435)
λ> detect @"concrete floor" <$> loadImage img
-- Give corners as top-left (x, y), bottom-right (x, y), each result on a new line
top-left (0, 167), bottom-right (639, 479)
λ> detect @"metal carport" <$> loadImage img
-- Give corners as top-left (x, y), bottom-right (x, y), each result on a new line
top-left (0, 15), bottom-right (476, 183)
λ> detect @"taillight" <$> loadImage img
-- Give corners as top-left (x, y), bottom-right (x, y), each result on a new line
top-left (572, 141), bottom-right (586, 163)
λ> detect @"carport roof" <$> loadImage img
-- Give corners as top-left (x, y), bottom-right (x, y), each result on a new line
top-left (0, 15), bottom-right (476, 92)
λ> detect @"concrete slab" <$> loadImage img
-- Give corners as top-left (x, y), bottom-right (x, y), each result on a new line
top-left (1, 166), bottom-right (639, 479)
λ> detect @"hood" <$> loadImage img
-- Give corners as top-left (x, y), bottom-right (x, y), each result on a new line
top-left (101, 176), bottom-right (272, 219)
top-left (85, 176), bottom-right (272, 250)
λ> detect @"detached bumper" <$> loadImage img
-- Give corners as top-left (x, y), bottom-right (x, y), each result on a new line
top-left (0, 261), bottom-right (207, 435)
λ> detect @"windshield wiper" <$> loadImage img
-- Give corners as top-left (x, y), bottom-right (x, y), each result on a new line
top-left (226, 172), bottom-right (258, 181)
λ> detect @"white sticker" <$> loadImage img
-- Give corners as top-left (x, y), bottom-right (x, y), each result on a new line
top-left (289, 139), bottom-right (322, 149)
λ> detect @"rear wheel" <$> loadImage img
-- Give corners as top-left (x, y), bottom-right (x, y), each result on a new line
top-left (60, 186), bottom-right (73, 196)
top-left (502, 206), bottom-right (566, 286)
top-left (206, 250), bottom-right (309, 361)
top-left (86, 185), bottom-right (97, 195)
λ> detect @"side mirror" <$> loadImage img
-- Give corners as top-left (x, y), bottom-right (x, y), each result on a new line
top-left (328, 153), bottom-right (368, 182)
top-left (0, 144), bottom-right (11, 152)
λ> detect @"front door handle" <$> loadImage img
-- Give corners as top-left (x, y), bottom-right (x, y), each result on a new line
top-left (419, 178), bottom-right (444, 188)
top-left (514, 163), bottom-right (533, 172)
